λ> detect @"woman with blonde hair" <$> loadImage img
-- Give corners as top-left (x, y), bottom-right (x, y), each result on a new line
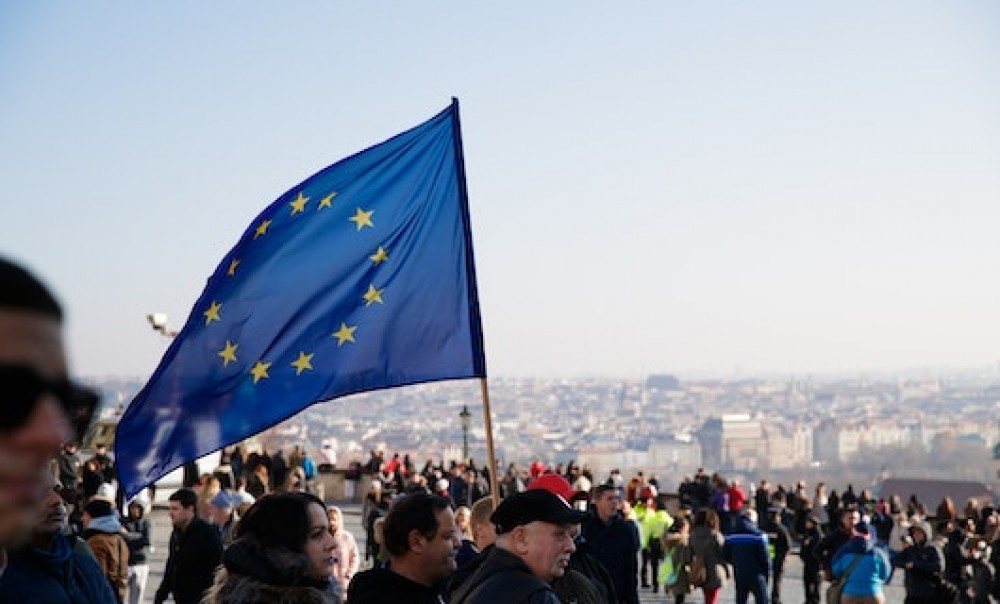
top-left (326, 506), bottom-right (359, 597)
top-left (197, 475), bottom-right (222, 522)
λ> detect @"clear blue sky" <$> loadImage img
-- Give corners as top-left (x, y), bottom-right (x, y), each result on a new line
top-left (2, 2), bottom-right (999, 379)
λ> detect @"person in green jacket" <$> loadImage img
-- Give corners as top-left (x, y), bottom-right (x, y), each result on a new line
top-left (635, 487), bottom-right (673, 593)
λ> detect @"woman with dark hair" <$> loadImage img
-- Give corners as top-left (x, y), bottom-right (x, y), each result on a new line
top-left (688, 508), bottom-right (729, 604)
top-left (202, 492), bottom-right (338, 603)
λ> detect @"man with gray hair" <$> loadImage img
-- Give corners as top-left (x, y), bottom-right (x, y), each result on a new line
top-left (450, 489), bottom-right (587, 604)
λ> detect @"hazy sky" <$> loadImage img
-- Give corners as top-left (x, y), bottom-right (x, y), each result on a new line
top-left (2, 2), bottom-right (998, 380)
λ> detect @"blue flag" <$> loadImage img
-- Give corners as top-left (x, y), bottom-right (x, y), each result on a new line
top-left (116, 100), bottom-right (486, 498)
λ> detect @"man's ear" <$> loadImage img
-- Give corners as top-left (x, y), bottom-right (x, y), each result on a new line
top-left (408, 529), bottom-right (427, 554)
top-left (511, 525), bottom-right (530, 555)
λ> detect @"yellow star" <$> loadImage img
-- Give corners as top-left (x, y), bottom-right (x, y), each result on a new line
top-left (203, 301), bottom-right (222, 325)
top-left (362, 284), bottom-right (384, 306)
top-left (318, 192), bottom-right (337, 210)
top-left (227, 259), bottom-right (240, 277)
top-left (291, 351), bottom-right (314, 375)
top-left (289, 192), bottom-right (309, 215)
top-left (250, 360), bottom-right (271, 384)
top-left (332, 322), bottom-right (357, 346)
top-left (218, 340), bottom-right (238, 367)
top-left (349, 207), bottom-right (374, 231)
top-left (254, 219), bottom-right (272, 239)
top-left (369, 246), bottom-right (389, 265)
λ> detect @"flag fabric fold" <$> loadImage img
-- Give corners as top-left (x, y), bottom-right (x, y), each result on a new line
top-left (116, 100), bottom-right (486, 498)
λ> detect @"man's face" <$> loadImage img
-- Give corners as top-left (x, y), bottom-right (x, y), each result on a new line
top-left (518, 521), bottom-right (577, 582)
top-left (594, 490), bottom-right (621, 522)
top-left (210, 504), bottom-right (231, 526)
top-left (35, 481), bottom-right (67, 538)
top-left (841, 509), bottom-right (860, 532)
top-left (415, 507), bottom-right (460, 583)
top-left (0, 310), bottom-right (71, 547)
top-left (168, 501), bottom-right (195, 529)
top-left (472, 518), bottom-right (497, 548)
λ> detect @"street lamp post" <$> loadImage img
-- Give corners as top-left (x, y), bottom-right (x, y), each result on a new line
top-left (459, 404), bottom-right (471, 463)
top-left (147, 313), bottom-right (178, 338)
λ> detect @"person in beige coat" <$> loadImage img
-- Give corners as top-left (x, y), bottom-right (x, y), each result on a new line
top-left (688, 508), bottom-right (729, 604)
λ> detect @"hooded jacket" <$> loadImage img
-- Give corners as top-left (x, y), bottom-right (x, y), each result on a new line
top-left (123, 509), bottom-right (151, 566)
top-left (893, 538), bottom-right (946, 597)
top-left (201, 536), bottom-right (338, 604)
top-left (831, 536), bottom-right (892, 597)
top-left (0, 532), bottom-right (118, 603)
top-left (84, 514), bottom-right (128, 602)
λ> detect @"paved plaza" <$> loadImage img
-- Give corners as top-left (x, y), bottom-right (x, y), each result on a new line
top-left (143, 503), bottom-right (906, 604)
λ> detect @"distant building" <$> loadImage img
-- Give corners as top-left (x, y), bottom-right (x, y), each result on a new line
top-left (647, 374), bottom-right (681, 391)
top-left (698, 414), bottom-right (767, 472)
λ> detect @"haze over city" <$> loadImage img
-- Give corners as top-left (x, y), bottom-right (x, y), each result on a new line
top-left (2, 2), bottom-right (998, 380)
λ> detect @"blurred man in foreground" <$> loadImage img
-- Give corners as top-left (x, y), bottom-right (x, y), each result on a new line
top-left (0, 257), bottom-right (97, 573)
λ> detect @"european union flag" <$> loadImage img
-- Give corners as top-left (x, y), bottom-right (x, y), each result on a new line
top-left (116, 100), bottom-right (486, 498)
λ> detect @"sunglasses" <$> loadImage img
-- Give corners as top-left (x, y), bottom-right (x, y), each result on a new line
top-left (0, 365), bottom-right (99, 443)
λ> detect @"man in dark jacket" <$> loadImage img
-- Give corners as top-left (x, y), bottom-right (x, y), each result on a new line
top-left (723, 508), bottom-right (771, 604)
top-left (763, 506), bottom-right (792, 604)
top-left (894, 521), bottom-right (954, 604)
top-left (581, 484), bottom-right (641, 604)
top-left (942, 521), bottom-right (972, 591)
top-left (347, 491), bottom-right (459, 604)
top-left (817, 506), bottom-right (860, 581)
top-left (0, 473), bottom-right (117, 602)
top-left (123, 499), bottom-right (151, 604)
top-left (154, 488), bottom-right (223, 604)
top-left (798, 514), bottom-right (824, 604)
top-left (451, 489), bottom-right (588, 604)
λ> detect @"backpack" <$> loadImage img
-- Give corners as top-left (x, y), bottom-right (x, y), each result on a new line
top-left (658, 551), bottom-right (679, 587)
top-left (689, 553), bottom-right (707, 587)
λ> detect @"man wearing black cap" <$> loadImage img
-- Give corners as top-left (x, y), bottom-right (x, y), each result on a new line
top-left (450, 489), bottom-right (587, 604)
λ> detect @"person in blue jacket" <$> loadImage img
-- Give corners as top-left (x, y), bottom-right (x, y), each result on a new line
top-left (0, 473), bottom-right (117, 603)
top-left (831, 523), bottom-right (892, 602)
top-left (723, 508), bottom-right (770, 604)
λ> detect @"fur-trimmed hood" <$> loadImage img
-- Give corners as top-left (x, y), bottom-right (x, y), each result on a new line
top-left (201, 536), bottom-right (338, 604)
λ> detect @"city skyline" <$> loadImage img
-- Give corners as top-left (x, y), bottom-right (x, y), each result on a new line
top-left (3, 3), bottom-right (999, 379)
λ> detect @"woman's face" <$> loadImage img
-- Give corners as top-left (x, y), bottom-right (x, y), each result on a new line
top-left (305, 503), bottom-right (337, 580)
top-left (455, 509), bottom-right (470, 533)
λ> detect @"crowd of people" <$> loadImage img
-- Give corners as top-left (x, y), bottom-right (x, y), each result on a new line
top-left (348, 456), bottom-right (999, 604)
top-left (0, 256), bottom-right (993, 604)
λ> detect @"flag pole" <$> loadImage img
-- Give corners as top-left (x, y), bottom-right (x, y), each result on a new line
top-left (480, 377), bottom-right (501, 507)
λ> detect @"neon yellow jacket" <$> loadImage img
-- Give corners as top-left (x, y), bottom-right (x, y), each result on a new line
top-left (635, 503), bottom-right (673, 548)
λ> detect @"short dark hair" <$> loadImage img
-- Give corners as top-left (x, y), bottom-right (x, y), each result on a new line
top-left (594, 484), bottom-right (618, 498)
top-left (168, 488), bottom-right (198, 509)
top-left (0, 257), bottom-right (62, 320)
top-left (235, 492), bottom-right (325, 553)
top-left (383, 492), bottom-right (452, 557)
